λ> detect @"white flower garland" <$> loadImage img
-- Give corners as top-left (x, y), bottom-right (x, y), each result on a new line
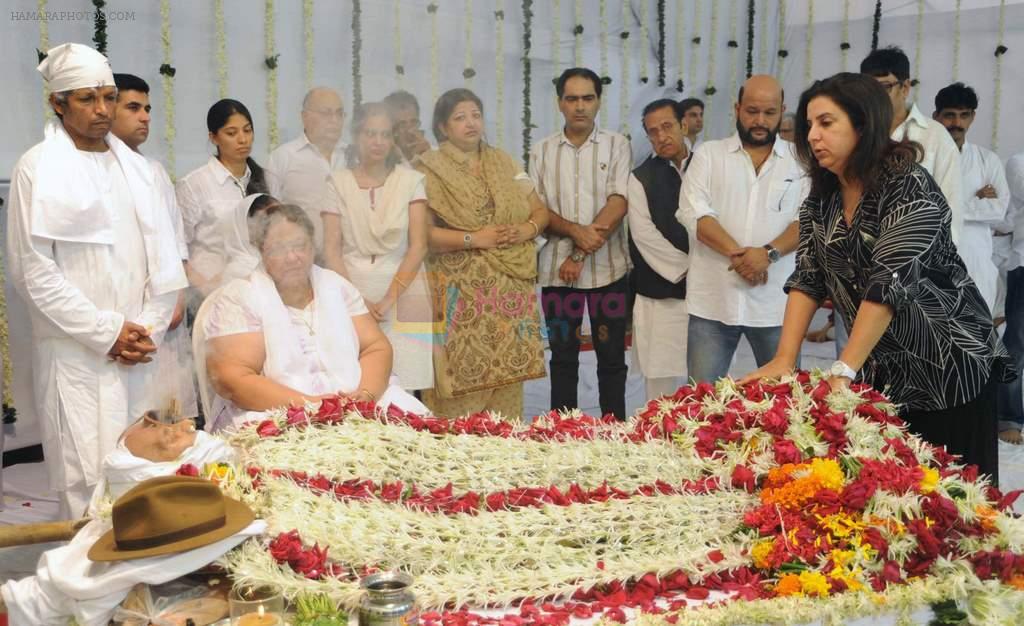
top-left (688, 0), bottom-right (701, 94)
top-left (803, 0), bottom-right (814, 85)
top-left (265, 0), bottom-right (279, 149)
top-left (598, 0), bottom-right (608, 127)
top-left (393, 0), bottom-right (403, 86)
top-left (776, 0), bottom-right (787, 79)
top-left (675, 0), bottom-right (685, 91)
top-left (494, 5), bottom-right (505, 149)
top-left (619, 0), bottom-right (630, 135)
top-left (727, 0), bottom-right (740, 131)
top-left (913, 0), bottom-right (923, 100)
top-left (303, 0), bottom-right (314, 91)
top-left (639, 0), bottom-right (650, 83)
top-left (705, 0), bottom-right (718, 122)
top-left (574, 0), bottom-right (583, 67)
top-left (38, 0), bottom-right (50, 121)
top-left (215, 0), bottom-right (227, 98)
top-left (430, 3), bottom-right (439, 108)
top-left (160, 0), bottom-right (175, 178)
top-left (841, 0), bottom-right (850, 71)
top-left (758, 0), bottom-right (768, 73)
top-left (552, 0), bottom-right (560, 122)
top-left (991, 0), bottom-right (1007, 151)
top-left (952, 0), bottom-right (962, 80)
top-left (464, 0), bottom-right (473, 85)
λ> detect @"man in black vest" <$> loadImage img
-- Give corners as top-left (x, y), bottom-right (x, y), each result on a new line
top-left (627, 99), bottom-right (692, 400)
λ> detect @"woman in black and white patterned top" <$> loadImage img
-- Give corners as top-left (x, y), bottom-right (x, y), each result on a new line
top-left (741, 73), bottom-right (1013, 482)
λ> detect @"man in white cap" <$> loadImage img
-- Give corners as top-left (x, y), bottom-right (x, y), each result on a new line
top-left (6, 43), bottom-right (187, 518)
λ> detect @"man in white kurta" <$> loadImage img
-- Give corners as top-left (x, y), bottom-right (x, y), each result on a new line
top-left (6, 44), bottom-right (186, 518)
top-left (628, 99), bottom-right (692, 401)
top-left (932, 82), bottom-right (1009, 313)
top-left (267, 87), bottom-right (347, 253)
top-left (861, 46), bottom-right (964, 246)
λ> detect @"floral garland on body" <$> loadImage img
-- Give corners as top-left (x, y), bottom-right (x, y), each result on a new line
top-left (393, 0), bottom-right (404, 84)
top-left (264, 0), bottom-right (279, 149)
top-left (618, 1), bottom-right (630, 136)
top-left (219, 372), bottom-right (1024, 625)
top-left (159, 0), bottom-right (176, 178)
top-left (991, 0), bottom-right (1008, 151)
top-left (521, 0), bottom-right (533, 165)
top-left (351, 0), bottom-right (362, 107)
top-left (463, 0), bottom-right (474, 83)
top-left (92, 0), bottom-right (107, 56)
top-left (303, 0), bottom-right (314, 91)
top-left (214, 0), bottom-right (227, 98)
top-left (494, 6), bottom-right (505, 149)
top-left (803, 0), bottom-right (814, 86)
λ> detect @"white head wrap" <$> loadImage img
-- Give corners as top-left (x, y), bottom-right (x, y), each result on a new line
top-left (37, 42), bottom-right (114, 93)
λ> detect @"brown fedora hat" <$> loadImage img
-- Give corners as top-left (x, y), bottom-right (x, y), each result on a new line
top-left (88, 475), bottom-right (255, 562)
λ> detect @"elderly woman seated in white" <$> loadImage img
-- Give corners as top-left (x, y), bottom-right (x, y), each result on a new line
top-left (201, 204), bottom-right (427, 431)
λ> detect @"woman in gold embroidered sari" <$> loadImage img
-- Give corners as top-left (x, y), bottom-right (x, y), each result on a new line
top-left (416, 88), bottom-right (549, 418)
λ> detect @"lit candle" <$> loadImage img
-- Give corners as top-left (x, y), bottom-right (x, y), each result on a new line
top-left (236, 604), bottom-right (280, 626)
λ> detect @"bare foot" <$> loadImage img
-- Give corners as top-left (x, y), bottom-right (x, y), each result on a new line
top-left (999, 428), bottom-right (1023, 445)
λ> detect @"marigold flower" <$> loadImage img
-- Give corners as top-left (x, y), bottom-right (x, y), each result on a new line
top-left (919, 466), bottom-right (940, 494)
top-left (751, 539), bottom-right (775, 569)
top-left (798, 570), bottom-right (832, 597)
top-left (774, 573), bottom-right (803, 597)
top-left (974, 505), bottom-right (999, 533)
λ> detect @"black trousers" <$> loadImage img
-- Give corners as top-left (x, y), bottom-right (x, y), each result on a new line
top-left (541, 276), bottom-right (629, 420)
top-left (901, 369), bottom-right (1000, 486)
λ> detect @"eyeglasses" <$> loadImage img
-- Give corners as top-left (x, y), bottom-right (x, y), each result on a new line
top-left (305, 108), bottom-right (345, 119)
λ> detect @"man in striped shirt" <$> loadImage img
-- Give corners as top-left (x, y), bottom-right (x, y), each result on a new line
top-left (529, 67), bottom-right (632, 420)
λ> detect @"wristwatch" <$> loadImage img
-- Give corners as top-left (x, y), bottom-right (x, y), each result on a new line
top-left (570, 250), bottom-right (586, 263)
top-left (829, 360), bottom-right (857, 380)
top-left (763, 244), bottom-right (781, 263)
top-left (463, 233), bottom-right (473, 249)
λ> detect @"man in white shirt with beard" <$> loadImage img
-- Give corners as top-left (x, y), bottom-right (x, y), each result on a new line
top-left (267, 87), bottom-right (347, 253)
top-left (6, 44), bottom-right (187, 517)
top-left (932, 82), bottom-right (1009, 313)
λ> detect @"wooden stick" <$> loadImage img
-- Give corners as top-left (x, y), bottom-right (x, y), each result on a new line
top-left (0, 518), bottom-right (90, 548)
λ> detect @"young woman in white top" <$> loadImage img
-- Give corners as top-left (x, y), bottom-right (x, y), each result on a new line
top-left (322, 102), bottom-right (434, 392)
top-left (176, 99), bottom-right (274, 299)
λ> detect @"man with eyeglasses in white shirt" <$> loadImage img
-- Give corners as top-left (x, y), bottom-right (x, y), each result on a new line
top-left (677, 75), bottom-right (808, 384)
top-left (267, 87), bottom-right (348, 254)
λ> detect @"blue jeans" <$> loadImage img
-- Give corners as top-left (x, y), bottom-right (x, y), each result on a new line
top-left (998, 267), bottom-right (1024, 430)
top-left (687, 315), bottom-right (785, 383)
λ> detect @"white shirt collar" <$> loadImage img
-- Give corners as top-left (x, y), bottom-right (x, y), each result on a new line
top-left (559, 125), bottom-right (601, 147)
top-left (207, 155), bottom-right (251, 187)
top-left (724, 133), bottom-right (789, 158)
top-left (900, 102), bottom-right (931, 131)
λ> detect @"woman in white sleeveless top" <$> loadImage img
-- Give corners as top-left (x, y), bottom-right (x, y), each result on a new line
top-left (322, 102), bottom-right (434, 392)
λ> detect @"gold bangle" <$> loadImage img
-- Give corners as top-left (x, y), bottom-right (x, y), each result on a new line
top-left (394, 276), bottom-right (409, 289)
top-left (526, 218), bottom-right (540, 238)
top-left (360, 388), bottom-right (377, 402)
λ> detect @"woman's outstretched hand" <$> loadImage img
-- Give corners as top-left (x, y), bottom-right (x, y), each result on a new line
top-left (737, 357), bottom-right (794, 385)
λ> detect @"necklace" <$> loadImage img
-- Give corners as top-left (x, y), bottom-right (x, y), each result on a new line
top-left (294, 305), bottom-right (316, 336)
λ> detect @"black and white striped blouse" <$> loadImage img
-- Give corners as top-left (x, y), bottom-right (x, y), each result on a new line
top-left (785, 159), bottom-right (1013, 413)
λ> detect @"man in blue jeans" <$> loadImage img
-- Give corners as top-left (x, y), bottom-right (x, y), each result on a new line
top-left (676, 75), bottom-right (808, 382)
top-left (999, 152), bottom-right (1024, 443)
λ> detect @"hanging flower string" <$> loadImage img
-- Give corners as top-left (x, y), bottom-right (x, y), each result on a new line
top-left (551, 0), bottom-right (560, 121)
top-left (675, 0), bottom-right (685, 92)
top-left (745, 0), bottom-right (755, 78)
top-left (264, 0), bottom-right (279, 148)
top-left (573, 0), bottom-right (583, 67)
top-left (463, 0), bottom-right (474, 82)
top-left (38, 0), bottom-right (50, 121)
top-left (704, 0), bottom-right (719, 111)
top-left (521, 0), bottom-right (533, 165)
top-left (912, 0), bottom-right (923, 98)
top-left (214, 0), bottom-right (228, 98)
top-left (688, 0), bottom-right (701, 92)
top-left (991, 0), bottom-right (1007, 151)
top-left (952, 0), bottom-right (961, 80)
top-left (598, 0), bottom-right (609, 128)
top-left (159, 0), bottom-right (176, 178)
top-left (727, 0), bottom-right (740, 132)
top-left (656, 0), bottom-right (666, 86)
top-left (92, 0), bottom-right (107, 56)
top-left (840, 0), bottom-right (851, 70)
top-left (494, 7), bottom-right (505, 148)
top-left (803, 0), bottom-right (814, 86)
top-left (393, 0), bottom-right (404, 84)
top-left (776, 0), bottom-right (788, 77)
top-left (618, 1), bottom-right (630, 136)
top-left (352, 0), bottom-right (362, 107)
top-left (871, 0), bottom-right (882, 52)
top-left (0, 252), bottom-right (13, 425)
top-left (757, 0), bottom-right (768, 73)
top-left (303, 0), bottom-right (314, 92)
top-left (639, 0), bottom-right (649, 83)
top-left (429, 3), bottom-right (439, 108)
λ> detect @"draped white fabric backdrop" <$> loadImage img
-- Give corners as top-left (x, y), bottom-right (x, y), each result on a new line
top-left (1, 0), bottom-right (1023, 450)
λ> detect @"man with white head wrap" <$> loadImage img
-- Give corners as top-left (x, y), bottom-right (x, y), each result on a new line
top-left (6, 43), bottom-right (188, 518)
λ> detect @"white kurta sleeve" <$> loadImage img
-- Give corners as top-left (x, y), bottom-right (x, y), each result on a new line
top-left (963, 151), bottom-right (1010, 225)
top-left (132, 289), bottom-right (178, 348)
top-left (174, 176), bottom-right (201, 253)
top-left (626, 174), bottom-right (687, 283)
top-left (931, 130), bottom-right (964, 246)
top-left (606, 134), bottom-right (632, 199)
top-left (676, 147), bottom-right (715, 233)
top-left (6, 153), bottom-right (124, 355)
